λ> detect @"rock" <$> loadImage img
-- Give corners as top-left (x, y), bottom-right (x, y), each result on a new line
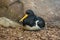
top-left (0, 0), bottom-right (24, 21)
top-left (0, 0), bottom-right (18, 8)
top-left (0, 17), bottom-right (20, 28)
top-left (22, 0), bottom-right (60, 22)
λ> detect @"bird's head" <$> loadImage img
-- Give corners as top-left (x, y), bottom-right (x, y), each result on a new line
top-left (19, 10), bottom-right (35, 22)
top-left (26, 10), bottom-right (34, 16)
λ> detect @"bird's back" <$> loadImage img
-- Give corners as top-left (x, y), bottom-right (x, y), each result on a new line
top-left (37, 17), bottom-right (45, 28)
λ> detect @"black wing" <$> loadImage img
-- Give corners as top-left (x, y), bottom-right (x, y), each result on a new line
top-left (23, 16), bottom-right (36, 27)
top-left (37, 17), bottom-right (45, 28)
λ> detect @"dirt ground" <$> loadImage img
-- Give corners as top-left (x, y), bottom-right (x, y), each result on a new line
top-left (0, 22), bottom-right (60, 40)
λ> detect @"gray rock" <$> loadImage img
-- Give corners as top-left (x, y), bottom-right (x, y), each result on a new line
top-left (0, 17), bottom-right (20, 27)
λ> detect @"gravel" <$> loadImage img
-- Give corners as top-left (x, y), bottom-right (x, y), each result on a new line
top-left (0, 22), bottom-right (60, 40)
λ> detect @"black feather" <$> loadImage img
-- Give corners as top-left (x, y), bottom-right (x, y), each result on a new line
top-left (23, 16), bottom-right (36, 27)
top-left (37, 17), bottom-right (45, 28)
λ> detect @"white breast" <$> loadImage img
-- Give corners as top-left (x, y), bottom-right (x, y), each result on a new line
top-left (23, 20), bottom-right (41, 30)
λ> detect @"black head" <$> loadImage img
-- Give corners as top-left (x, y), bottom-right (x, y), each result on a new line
top-left (19, 10), bottom-right (35, 22)
top-left (26, 10), bottom-right (35, 16)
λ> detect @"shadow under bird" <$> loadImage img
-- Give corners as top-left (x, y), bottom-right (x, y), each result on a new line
top-left (19, 10), bottom-right (45, 30)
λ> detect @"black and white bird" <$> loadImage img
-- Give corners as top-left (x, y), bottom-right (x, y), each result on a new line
top-left (19, 10), bottom-right (45, 30)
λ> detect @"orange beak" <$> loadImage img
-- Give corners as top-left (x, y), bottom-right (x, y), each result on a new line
top-left (19, 14), bottom-right (28, 22)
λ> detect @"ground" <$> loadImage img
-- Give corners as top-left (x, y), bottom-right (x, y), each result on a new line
top-left (0, 22), bottom-right (60, 40)
top-left (0, 0), bottom-right (60, 40)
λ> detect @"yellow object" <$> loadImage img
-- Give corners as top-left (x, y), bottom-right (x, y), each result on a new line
top-left (19, 14), bottom-right (28, 22)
